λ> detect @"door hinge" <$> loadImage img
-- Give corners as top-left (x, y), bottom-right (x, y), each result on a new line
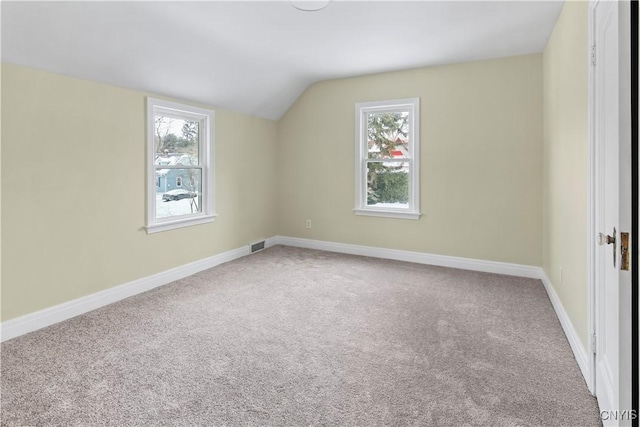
top-left (591, 45), bottom-right (596, 66)
top-left (591, 333), bottom-right (597, 353)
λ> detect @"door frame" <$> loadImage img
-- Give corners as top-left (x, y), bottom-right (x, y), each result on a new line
top-left (588, 0), bottom-right (634, 414)
top-left (631, 2), bottom-right (638, 425)
top-left (588, 0), bottom-right (597, 396)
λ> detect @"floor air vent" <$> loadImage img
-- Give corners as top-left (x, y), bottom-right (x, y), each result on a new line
top-left (250, 241), bottom-right (265, 253)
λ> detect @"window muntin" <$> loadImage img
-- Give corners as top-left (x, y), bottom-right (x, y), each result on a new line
top-left (355, 98), bottom-right (420, 220)
top-left (146, 98), bottom-right (215, 233)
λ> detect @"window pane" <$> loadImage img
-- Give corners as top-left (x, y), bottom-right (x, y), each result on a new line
top-left (156, 168), bottom-right (202, 219)
top-left (367, 161), bottom-right (409, 208)
top-left (367, 111), bottom-right (409, 159)
top-left (153, 116), bottom-right (199, 165)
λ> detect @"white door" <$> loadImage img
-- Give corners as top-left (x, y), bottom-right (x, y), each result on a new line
top-left (593, 1), bottom-right (632, 424)
top-left (594, 0), bottom-right (620, 412)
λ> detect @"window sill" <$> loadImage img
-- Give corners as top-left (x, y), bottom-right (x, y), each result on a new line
top-left (146, 214), bottom-right (218, 234)
top-left (354, 209), bottom-right (421, 220)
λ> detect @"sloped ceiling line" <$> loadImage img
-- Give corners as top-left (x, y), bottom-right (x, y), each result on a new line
top-left (1, 1), bottom-right (563, 120)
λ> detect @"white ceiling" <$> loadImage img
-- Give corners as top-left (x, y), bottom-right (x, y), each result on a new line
top-left (2, 1), bottom-right (563, 120)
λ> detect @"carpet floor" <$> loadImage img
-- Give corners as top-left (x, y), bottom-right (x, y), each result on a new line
top-left (1, 245), bottom-right (600, 426)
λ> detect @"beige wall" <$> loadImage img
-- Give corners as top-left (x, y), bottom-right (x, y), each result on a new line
top-left (1, 64), bottom-right (278, 321)
top-left (277, 54), bottom-right (543, 266)
top-left (2, 42), bottom-right (586, 327)
top-left (542, 1), bottom-right (589, 348)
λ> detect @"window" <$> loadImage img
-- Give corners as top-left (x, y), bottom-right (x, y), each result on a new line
top-left (146, 98), bottom-right (216, 233)
top-left (354, 98), bottom-right (421, 220)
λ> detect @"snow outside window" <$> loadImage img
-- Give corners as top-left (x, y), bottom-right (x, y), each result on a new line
top-left (146, 98), bottom-right (216, 233)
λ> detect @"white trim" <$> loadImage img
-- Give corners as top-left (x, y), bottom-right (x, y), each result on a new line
top-left (540, 271), bottom-right (593, 392)
top-left (0, 237), bottom-right (280, 343)
top-left (145, 213), bottom-right (218, 234)
top-left (587, 0), bottom-right (598, 396)
top-left (354, 98), bottom-right (421, 219)
top-left (146, 97), bottom-right (216, 233)
top-left (354, 209), bottom-right (421, 220)
top-left (272, 236), bottom-right (541, 278)
top-left (598, 357), bottom-right (617, 426)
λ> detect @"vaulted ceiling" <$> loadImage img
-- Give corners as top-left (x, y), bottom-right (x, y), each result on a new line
top-left (2, 1), bottom-right (563, 120)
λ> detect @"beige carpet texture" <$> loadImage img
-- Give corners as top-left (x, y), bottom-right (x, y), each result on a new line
top-left (1, 245), bottom-right (600, 426)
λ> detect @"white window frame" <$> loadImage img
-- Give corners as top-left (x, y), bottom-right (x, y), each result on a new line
top-left (146, 98), bottom-right (216, 233)
top-left (354, 98), bottom-right (421, 220)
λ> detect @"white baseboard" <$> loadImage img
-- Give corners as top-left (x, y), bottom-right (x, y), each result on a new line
top-left (2, 234), bottom-right (592, 396)
top-left (539, 271), bottom-right (593, 393)
top-left (1, 237), bottom-right (279, 343)
top-left (271, 236), bottom-right (542, 278)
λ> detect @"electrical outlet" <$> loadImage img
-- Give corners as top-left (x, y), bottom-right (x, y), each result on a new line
top-left (305, 219), bottom-right (312, 229)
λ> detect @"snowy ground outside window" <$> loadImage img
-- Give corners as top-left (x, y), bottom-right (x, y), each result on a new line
top-left (367, 202), bottom-right (409, 209)
top-left (156, 193), bottom-right (199, 219)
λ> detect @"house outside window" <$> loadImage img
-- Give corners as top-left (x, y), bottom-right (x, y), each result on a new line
top-left (146, 98), bottom-right (216, 233)
top-left (354, 98), bottom-right (421, 220)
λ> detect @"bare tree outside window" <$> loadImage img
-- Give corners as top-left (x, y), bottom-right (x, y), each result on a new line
top-left (146, 97), bottom-right (215, 233)
top-left (154, 115), bottom-right (202, 217)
